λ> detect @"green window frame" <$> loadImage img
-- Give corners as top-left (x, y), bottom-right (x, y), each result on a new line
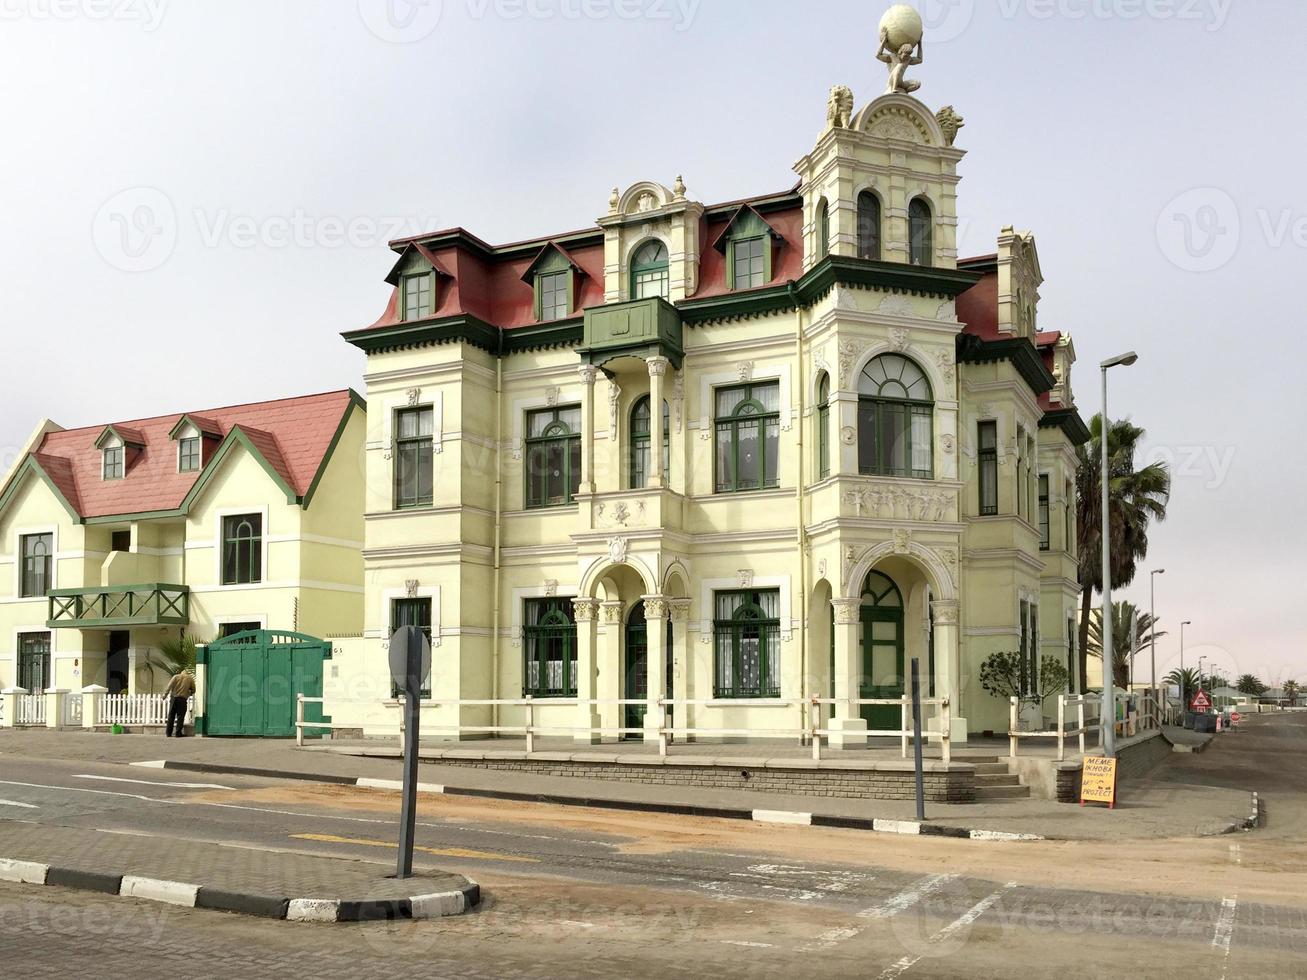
top-left (858, 191), bottom-right (882, 261)
top-left (402, 272), bottom-right (434, 322)
top-left (857, 354), bottom-right (933, 480)
top-left (523, 597), bottom-right (578, 698)
top-left (816, 373), bottom-right (831, 480)
top-left (629, 395), bottom-right (669, 489)
top-left (909, 197), bottom-right (933, 267)
top-left (20, 532), bottom-right (52, 598)
top-left (103, 446), bottom-right (124, 480)
top-left (394, 406), bottom-right (434, 510)
top-left (179, 436), bottom-right (202, 473)
top-left (978, 421), bottom-right (998, 516)
top-left (816, 199), bottom-right (830, 259)
top-left (221, 513), bottom-right (263, 586)
top-left (17, 632), bottom-right (51, 693)
top-left (713, 589), bottom-right (781, 699)
top-left (536, 270), bottom-right (572, 322)
top-left (630, 240), bottom-right (670, 300)
top-left (714, 382), bottom-right (780, 494)
top-left (1016, 429), bottom-right (1027, 519)
top-left (1038, 474), bottom-right (1051, 550)
top-left (729, 236), bottom-right (768, 290)
top-left (1065, 479), bottom-right (1075, 556)
top-left (391, 597), bottom-right (433, 698)
top-left (525, 406), bottom-right (582, 509)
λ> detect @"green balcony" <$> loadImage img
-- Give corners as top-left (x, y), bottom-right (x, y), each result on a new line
top-left (47, 584), bottom-right (190, 630)
top-left (580, 297), bottom-right (683, 368)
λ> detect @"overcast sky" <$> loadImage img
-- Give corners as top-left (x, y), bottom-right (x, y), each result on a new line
top-left (1, 0), bottom-right (1302, 682)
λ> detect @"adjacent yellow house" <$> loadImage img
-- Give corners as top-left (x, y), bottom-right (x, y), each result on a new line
top-left (0, 391), bottom-right (366, 697)
top-left (330, 86), bottom-right (1089, 743)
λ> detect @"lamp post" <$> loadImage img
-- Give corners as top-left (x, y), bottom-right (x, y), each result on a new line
top-left (1180, 620), bottom-right (1193, 703)
top-left (1198, 656), bottom-right (1207, 705)
top-left (1150, 569), bottom-right (1165, 723)
top-left (1099, 351), bottom-right (1139, 758)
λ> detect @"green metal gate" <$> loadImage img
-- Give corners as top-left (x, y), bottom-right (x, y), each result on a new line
top-left (198, 630), bottom-right (332, 737)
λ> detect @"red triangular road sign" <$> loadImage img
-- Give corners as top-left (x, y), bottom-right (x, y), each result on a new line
top-left (1191, 690), bottom-right (1212, 712)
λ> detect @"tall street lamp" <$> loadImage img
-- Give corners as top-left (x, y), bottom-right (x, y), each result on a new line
top-left (1100, 351), bottom-right (1138, 757)
top-left (1150, 568), bottom-right (1165, 725)
top-left (1180, 619), bottom-right (1193, 702)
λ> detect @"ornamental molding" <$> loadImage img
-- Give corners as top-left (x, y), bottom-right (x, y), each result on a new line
top-left (573, 597), bottom-right (599, 623)
top-left (736, 360), bottom-right (756, 382)
top-left (643, 596), bottom-right (670, 620)
top-left (931, 600), bottom-right (959, 626)
top-left (544, 579), bottom-right (558, 597)
top-left (840, 425), bottom-right (857, 446)
top-left (545, 386), bottom-right (561, 408)
top-left (647, 356), bottom-right (670, 378)
top-left (838, 339), bottom-right (867, 388)
top-left (404, 579), bottom-right (420, 599)
top-left (832, 597), bottom-right (861, 626)
top-left (608, 536), bottom-right (629, 565)
top-left (601, 600), bottom-right (624, 624)
top-left (941, 434), bottom-right (956, 455)
top-left (843, 486), bottom-right (953, 522)
top-left (578, 365), bottom-right (598, 385)
top-left (881, 296), bottom-right (915, 319)
top-left (935, 301), bottom-right (955, 321)
top-left (669, 599), bottom-right (692, 623)
top-left (888, 326), bottom-right (911, 352)
top-left (818, 559), bottom-right (828, 579)
top-left (737, 570), bottom-right (755, 589)
top-left (608, 382), bottom-right (622, 435)
top-left (406, 388), bottom-right (422, 407)
top-left (892, 528), bottom-right (912, 555)
top-left (672, 374), bottom-right (685, 433)
top-left (935, 348), bottom-right (956, 387)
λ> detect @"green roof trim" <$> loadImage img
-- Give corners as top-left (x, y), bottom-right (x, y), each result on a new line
top-left (180, 426), bottom-right (301, 510)
top-left (94, 425), bottom-right (145, 450)
top-left (167, 414), bottom-right (223, 440)
top-left (799, 255), bottom-right (983, 301)
top-left (1039, 407), bottom-right (1092, 446)
top-left (0, 456), bottom-right (80, 522)
top-left (343, 314), bottom-right (502, 355)
top-left (956, 335), bottom-right (1057, 395)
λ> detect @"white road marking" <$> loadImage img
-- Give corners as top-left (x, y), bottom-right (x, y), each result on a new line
top-left (875, 882), bottom-right (1016, 979)
top-left (859, 874), bottom-right (957, 919)
top-left (721, 940), bottom-right (773, 949)
top-left (129, 761), bottom-right (167, 769)
top-left (1212, 895), bottom-right (1237, 978)
top-left (73, 775), bottom-right (235, 791)
top-left (0, 800), bottom-right (39, 809)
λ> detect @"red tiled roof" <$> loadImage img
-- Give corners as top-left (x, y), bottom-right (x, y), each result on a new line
top-left (101, 424), bottom-right (146, 447)
top-left (26, 390), bottom-right (357, 520)
top-left (1035, 330), bottom-right (1062, 347)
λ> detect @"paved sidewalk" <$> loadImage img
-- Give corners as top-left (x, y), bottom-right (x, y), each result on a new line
top-left (0, 729), bottom-right (1255, 841)
top-left (0, 821), bottom-right (478, 922)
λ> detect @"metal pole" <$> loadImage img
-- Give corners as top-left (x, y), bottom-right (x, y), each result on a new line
top-left (911, 658), bottom-right (925, 823)
top-left (396, 628), bottom-right (422, 880)
top-left (1100, 365), bottom-right (1116, 757)
top-left (1150, 569), bottom-right (1164, 729)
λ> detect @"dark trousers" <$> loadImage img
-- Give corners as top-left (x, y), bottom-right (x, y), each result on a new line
top-left (166, 696), bottom-right (189, 737)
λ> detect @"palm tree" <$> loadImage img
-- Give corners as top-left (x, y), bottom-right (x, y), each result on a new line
top-left (1075, 416), bottom-right (1172, 692)
top-left (1165, 667), bottom-right (1200, 704)
top-left (1085, 600), bottom-right (1167, 689)
top-left (1236, 674), bottom-right (1267, 697)
top-left (1284, 680), bottom-right (1301, 707)
top-left (143, 634), bottom-right (200, 694)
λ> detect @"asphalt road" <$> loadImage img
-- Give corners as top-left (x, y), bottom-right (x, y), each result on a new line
top-left (1, 714), bottom-right (1305, 978)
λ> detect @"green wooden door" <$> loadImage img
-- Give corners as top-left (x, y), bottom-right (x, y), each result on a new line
top-left (199, 631), bottom-right (331, 738)
top-left (860, 572), bottom-right (905, 731)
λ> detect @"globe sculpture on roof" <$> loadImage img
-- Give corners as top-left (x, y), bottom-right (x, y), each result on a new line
top-left (877, 4), bottom-right (925, 95)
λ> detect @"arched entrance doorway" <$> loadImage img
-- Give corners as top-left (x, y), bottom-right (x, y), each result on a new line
top-left (861, 570), bottom-right (905, 730)
top-left (624, 601), bottom-right (674, 737)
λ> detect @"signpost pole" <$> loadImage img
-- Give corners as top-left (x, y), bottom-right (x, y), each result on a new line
top-left (394, 627), bottom-right (426, 881)
top-left (910, 658), bottom-right (925, 823)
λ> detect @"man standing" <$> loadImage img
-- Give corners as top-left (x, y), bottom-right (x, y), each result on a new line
top-left (164, 671), bottom-right (196, 738)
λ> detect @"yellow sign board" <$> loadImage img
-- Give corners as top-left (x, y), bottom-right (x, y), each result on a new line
top-left (1080, 756), bottom-right (1118, 809)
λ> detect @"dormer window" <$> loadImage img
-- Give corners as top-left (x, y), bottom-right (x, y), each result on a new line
top-left (524, 243), bottom-right (582, 323)
top-left (402, 272), bottom-right (434, 321)
top-left (732, 237), bottom-right (767, 289)
top-left (103, 445), bottom-right (124, 480)
top-left (179, 436), bottom-right (202, 473)
top-left (713, 205), bottom-right (781, 292)
top-left (538, 270), bottom-right (570, 321)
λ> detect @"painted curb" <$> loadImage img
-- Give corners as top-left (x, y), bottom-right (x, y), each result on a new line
top-left (138, 759), bottom-right (1046, 843)
top-left (2, 854), bottom-right (481, 925)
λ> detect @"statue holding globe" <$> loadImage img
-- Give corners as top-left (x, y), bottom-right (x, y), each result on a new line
top-left (877, 4), bottom-right (925, 95)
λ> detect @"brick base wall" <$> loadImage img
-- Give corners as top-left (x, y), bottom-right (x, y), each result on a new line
top-left (1055, 731), bottom-right (1174, 802)
top-left (420, 757), bottom-right (976, 803)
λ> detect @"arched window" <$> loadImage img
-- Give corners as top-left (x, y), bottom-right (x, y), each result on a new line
top-left (713, 589), bottom-right (781, 699)
top-left (858, 191), bottom-right (881, 261)
top-left (714, 382), bottom-right (780, 493)
top-left (858, 354), bottom-right (934, 479)
top-left (524, 597), bottom-right (578, 698)
top-left (629, 395), bottom-right (670, 489)
top-left (908, 198), bottom-right (932, 266)
top-left (630, 240), bottom-right (670, 300)
top-left (221, 514), bottom-right (263, 585)
top-left (816, 199), bottom-right (830, 259)
top-left (816, 372), bottom-right (831, 479)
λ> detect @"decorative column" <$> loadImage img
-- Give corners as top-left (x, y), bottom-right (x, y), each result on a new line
top-left (572, 598), bottom-right (600, 743)
top-left (647, 357), bottom-right (670, 488)
top-left (669, 600), bottom-right (692, 739)
top-left (931, 600), bottom-right (967, 744)
top-left (829, 597), bottom-right (867, 747)
top-left (642, 596), bottom-right (669, 743)
top-left (598, 600), bottom-right (624, 740)
top-left (832, 390), bottom-right (858, 477)
top-left (578, 366), bottom-right (598, 495)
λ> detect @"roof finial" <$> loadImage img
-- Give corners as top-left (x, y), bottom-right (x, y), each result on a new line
top-left (877, 5), bottom-right (924, 95)
top-left (609, 187), bottom-right (620, 213)
top-left (673, 175), bottom-right (686, 200)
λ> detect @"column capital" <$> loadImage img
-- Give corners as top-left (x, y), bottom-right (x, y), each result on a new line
top-left (831, 597), bottom-right (861, 625)
top-left (931, 600), bottom-right (959, 626)
top-left (668, 599), bottom-right (692, 623)
top-left (573, 597), bottom-right (600, 623)
top-left (600, 600), bottom-right (624, 625)
top-left (647, 356), bottom-right (671, 378)
top-left (578, 364), bottom-right (599, 386)
top-left (641, 595), bottom-right (670, 620)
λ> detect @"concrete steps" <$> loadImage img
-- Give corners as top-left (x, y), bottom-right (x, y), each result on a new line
top-left (965, 759), bottom-right (1033, 801)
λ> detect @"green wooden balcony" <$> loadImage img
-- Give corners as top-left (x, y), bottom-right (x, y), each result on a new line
top-left (580, 296), bottom-right (683, 368)
top-left (47, 584), bottom-right (190, 630)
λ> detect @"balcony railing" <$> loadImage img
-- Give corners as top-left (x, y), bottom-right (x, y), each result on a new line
top-left (47, 584), bottom-right (190, 630)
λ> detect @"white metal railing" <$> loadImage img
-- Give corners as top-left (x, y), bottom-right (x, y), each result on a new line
top-left (16, 694), bottom-right (46, 727)
top-left (1008, 695), bottom-right (1103, 761)
top-left (296, 695), bottom-right (952, 766)
top-left (101, 694), bottom-right (185, 727)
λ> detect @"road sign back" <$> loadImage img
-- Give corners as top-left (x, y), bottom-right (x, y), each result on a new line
top-left (388, 626), bottom-right (432, 693)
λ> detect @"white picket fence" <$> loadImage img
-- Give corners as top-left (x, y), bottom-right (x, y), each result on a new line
top-left (101, 694), bottom-right (182, 727)
top-left (16, 694), bottom-right (46, 727)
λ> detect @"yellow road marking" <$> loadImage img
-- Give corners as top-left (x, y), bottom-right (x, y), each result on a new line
top-left (291, 833), bottom-right (538, 864)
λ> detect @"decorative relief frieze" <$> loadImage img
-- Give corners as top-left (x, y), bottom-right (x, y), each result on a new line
top-left (881, 296), bottom-right (914, 319)
top-left (838, 339), bottom-right (866, 388)
top-left (843, 486), bottom-right (954, 522)
top-left (935, 349), bottom-right (956, 387)
top-left (608, 382), bottom-right (622, 435)
top-left (672, 374), bottom-right (684, 433)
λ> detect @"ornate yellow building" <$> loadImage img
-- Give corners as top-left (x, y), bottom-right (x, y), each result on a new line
top-left (331, 78), bottom-right (1088, 744)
